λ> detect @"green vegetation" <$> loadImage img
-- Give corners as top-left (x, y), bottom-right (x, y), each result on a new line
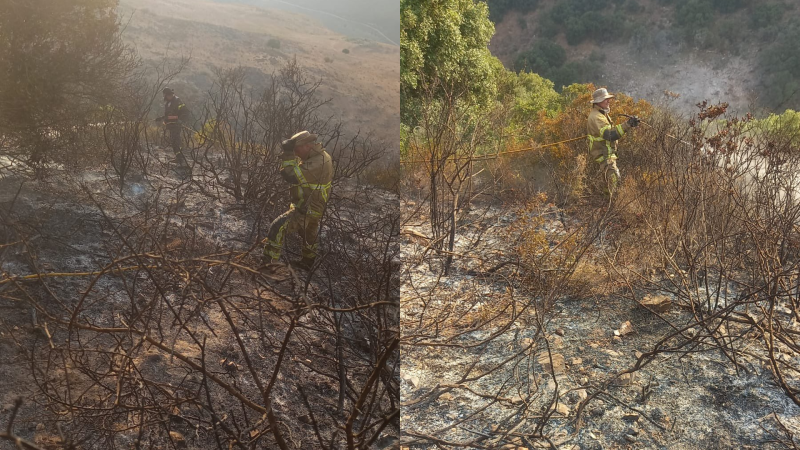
top-left (483, 0), bottom-right (800, 109)
top-left (515, 41), bottom-right (604, 90)
top-left (543, 0), bottom-right (629, 46)
top-left (267, 38), bottom-right (281, 49)
top-left (760, 20), bottom-right (800, 109)
top-left (485, 0), bottom-right (540, 23)
top-left (0, 0), bottom-right (135, 168)
top-left (401, 0), bottom-right (501, 125)
top-left (342, 48), bottom-right (350, 54)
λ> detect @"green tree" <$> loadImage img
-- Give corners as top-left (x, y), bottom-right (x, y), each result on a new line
top-left (401, 0), bottom-right (501, 124)
top-left (497, 70), bottom-right (560, 126)
top-left (0, 0), bottom-right (135, 168)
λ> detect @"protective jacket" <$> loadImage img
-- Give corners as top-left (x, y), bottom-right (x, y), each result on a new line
top-left (587, 104), bottom-right (631, 162)
top-left (280, 144), bottom-right (333, 218)
top-left (164, 96), bottom-right (188, 128)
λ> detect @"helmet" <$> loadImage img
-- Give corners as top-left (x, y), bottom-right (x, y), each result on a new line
top-left (162, 87), bottom-right (174, 95)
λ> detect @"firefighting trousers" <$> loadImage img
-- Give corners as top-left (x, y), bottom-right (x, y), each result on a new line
top-left (167, 126), bottom-right (187, 166)
top-left (594, 157), bottom-right (620, 196)
top-left (263, 208), bottom-right (321, 261)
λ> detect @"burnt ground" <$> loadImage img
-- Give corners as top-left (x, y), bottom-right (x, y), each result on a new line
top-left (0, 148), bottom-right (399, 449)
top-left (399, 200), bottom-right (800, 450)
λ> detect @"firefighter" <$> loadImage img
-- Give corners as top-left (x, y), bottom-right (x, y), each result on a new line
top-left (263, 131), bottom-right (333, 270)
top-left (157, 87), bottom-right (190, 168)
top-left (587, 88), bottom-right (639, 195)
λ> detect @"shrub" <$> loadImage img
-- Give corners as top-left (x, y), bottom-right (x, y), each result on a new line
top-left (515, 40), bottom-right (567, 74)
top-left (342, 48), bottom-right (350, 54)
top-left (674, 0), bottom-right (714, 44)
top-left (749, 2), bottom-right (785, 30)
top-left (485, 0), bottom-right (541, 23)
top-left (0, 0), bottom-right (137, 173)
top-left (267, 38), bottom-right (280, 49)
top-left (759, 20), bottom-right (800, 108)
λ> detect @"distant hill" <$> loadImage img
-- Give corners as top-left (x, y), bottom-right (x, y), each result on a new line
top-left (487, 0), bottom-right (800, 115)
top-left (209, 0), bottom-right (399, 45)
top-left (118, 0), bottom-right (399, 151)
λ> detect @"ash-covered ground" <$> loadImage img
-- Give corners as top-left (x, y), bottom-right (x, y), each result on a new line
top-left (400, 200), bottom-right (800, 450)
top-left (0, 147), bottom-right (399, 449)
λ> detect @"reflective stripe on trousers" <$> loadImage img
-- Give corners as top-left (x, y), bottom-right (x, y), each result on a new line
top-left (263, 207), bottom-right (321, 260)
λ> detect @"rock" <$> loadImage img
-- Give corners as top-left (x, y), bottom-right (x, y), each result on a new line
top-left (402, 373), bottom-right (420, 388)
top-left (439, 392), bottom-right (454, 402)
top-left (35, 423), bottom-right (45, 432)
top-left (624, 434), bottom-right (637, 443)
top-left (618, 373), bottom-right (635, 385)
top-left (169, 431), bottom-right (187, 448)
top-left (576, 389), bottom-right (588, 401)
top-left (570, 357), bottom-right (583, 366)
top-left (613, 336), bottom-right (622, 343)
top-left (298, 414), bottom-right (313, 425)
top-left (537, 353), bottom-right (566, 375)
top-left (618, 321), bottom-right (634, 336)
top-left (623, 413), bottom-right (640, 422)
top-left (520, 337), bottom-right (534, 348)
top-left (641, 294), bottom-right (672, 313)
top-left (555, 328), bottom-right (565, 336)
top-left (555, 403), bottom-right (570, 416)
top-left (375, 435), bottom-right (399, 449)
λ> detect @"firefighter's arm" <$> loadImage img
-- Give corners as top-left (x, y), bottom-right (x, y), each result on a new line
top-left (601, 122), bottom-right (630, 141)
top-left (175, 102), bottom-right (189, 121)
top-left (279, 138), bottom-right (302, 184)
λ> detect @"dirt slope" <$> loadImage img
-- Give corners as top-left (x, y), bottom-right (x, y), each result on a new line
top-left (119, 0), bottom-right (399, 150)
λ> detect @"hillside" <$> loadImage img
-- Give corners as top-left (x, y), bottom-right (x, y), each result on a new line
top-left (118, 0), bottom-right (399, 152)
top-left (487, 0), bottom-right (800, 116)
top-left (210, 0), bottom-right (400, 45)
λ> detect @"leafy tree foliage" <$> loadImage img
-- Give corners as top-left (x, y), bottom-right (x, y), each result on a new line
top-left (0, 0), bottom-right (135, 167)
top-left (401, 0), bottom-right (501, 124)
top-left (497, 70), bottom-right (560, 125)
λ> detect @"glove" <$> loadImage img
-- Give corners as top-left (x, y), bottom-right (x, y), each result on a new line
top-left (626, 116), bottom-right (640, 128)
top-left (280, 138), bottom-right (296, 155)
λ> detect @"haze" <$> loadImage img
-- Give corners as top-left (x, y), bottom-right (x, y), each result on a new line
top-left (211, 0), bottom-right (399, 45)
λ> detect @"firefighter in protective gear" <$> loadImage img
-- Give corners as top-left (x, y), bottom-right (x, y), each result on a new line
top-left (158, 87), bottom-right (190, 168)
top-left (587, 88), bottom-right (639, 195)
top-left (262, 131), bottom-right (333, 270)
